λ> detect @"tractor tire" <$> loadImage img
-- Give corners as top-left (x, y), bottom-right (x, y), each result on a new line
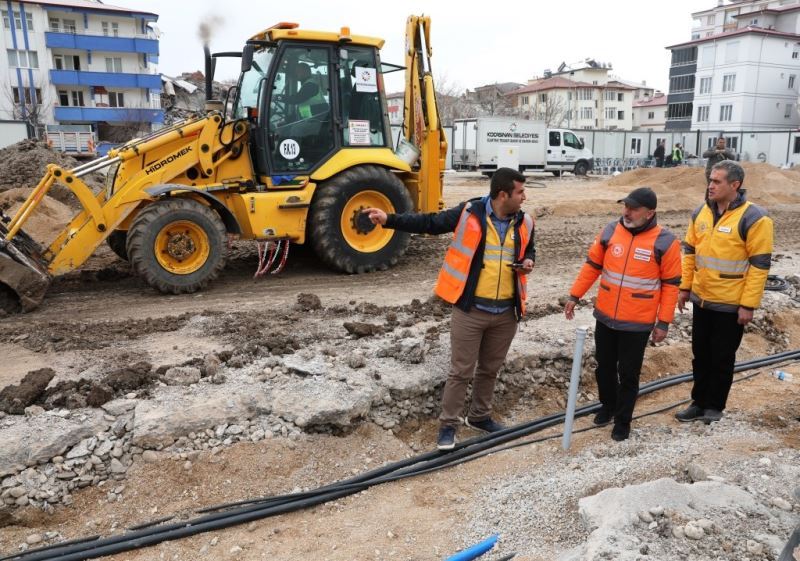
top-left (309, 165), bottom-right (413, 274)
top-left (574, 160), bottom-right (590, 176)
top-left (126, 198), bottom-right (227, 294)
top-left (106, 230), bottom-right (128, 261)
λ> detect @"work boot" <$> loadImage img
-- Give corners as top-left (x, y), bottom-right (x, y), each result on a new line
top-left (437, 426), bottom-right (457, 451)
top-left (702, 409), bottom-right (724, 424)
top-left (465, 417), bottom-right (506, 433)
top-left (675, 404), bottom-right (704, 422)
top-left (593, 410), bottom-right (613, 426)
top-left (611, 423), bottom-right (631, 441)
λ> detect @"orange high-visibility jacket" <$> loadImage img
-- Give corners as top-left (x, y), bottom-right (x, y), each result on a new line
top-left (570, 218), bottom-right (682, 332)
top-left (435, 202), bottom-right (534, 317)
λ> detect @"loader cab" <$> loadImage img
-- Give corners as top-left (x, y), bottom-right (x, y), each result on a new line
top-left (235, 39), bottom-right (391, 181)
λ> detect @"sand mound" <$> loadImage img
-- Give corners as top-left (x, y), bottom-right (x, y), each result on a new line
top-left (0, 187), bottom-right (75, 246)
top-left (601, 162), bottom-right (800, 212)
top-left (0, 139), bottom-right (105, 208)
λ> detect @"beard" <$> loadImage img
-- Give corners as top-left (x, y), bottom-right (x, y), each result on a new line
top-left (623, 216), bottom-right (648, 229)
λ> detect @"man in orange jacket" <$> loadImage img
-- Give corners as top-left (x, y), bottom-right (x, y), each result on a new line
top-left (565, 187), bottom-right (682, 441)
top-left (364, 168), bottom-right (535, 450)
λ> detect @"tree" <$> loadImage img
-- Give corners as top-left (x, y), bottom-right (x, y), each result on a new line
top-left (434, 73), bottom-right (477, 125)
top-left (2, 80), bottom-right (51, 138)
top-left (511, 93), bottom-right (567, 127)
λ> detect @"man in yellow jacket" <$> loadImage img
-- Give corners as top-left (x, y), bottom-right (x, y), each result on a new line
top-left (676, 161), bottom-right (773, 424)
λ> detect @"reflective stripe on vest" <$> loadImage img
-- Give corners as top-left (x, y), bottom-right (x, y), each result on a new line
top-left (695, 254), bottom-right (749, 274)
top-left (601, 269), bottom-right (662, 291)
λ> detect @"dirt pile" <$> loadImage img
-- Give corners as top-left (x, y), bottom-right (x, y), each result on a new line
top-left (0, 188), bottom-right (74, 247)
top-left (605, 162), bottom-right (800, 210)
top-left (0, 140), bottom-right (105, 207)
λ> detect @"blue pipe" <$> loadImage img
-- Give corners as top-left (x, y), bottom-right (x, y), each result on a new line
top-left (445, 534), bottom-right (499, 561)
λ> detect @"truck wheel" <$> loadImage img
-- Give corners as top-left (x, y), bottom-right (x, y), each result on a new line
top-left (126, 198), bottom-right (227, 294)
top-left (309, 165), bottom-right (412, 273)
top-left (551, 171), bottom-right (562, 177)
top-left (106, 230), bottom-right (128, 261)
top-left (574, 161), bottom-right (589, 176)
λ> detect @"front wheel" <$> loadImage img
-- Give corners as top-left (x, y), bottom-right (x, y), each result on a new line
top-left (106, 230), bottom-right (128, 261)
top-left (309, 165), bottom-right (413, 274)
top-left (126, 198), bottom-right (227, 294)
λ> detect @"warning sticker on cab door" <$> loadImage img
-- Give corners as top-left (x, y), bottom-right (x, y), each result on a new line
top-left (348, 120), bottom-right (371, 145)
top-left (279, 139), bottom-right (300, 159)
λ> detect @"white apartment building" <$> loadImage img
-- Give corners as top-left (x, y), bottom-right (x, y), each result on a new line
top-left (667, 0), bottom-right (800, 133)
top-left (1, 0), bottom-right (161, 147)
top-left (632, 92), bottom-right (668, 130)
top-left (506, 60), bottom-right (638, 130)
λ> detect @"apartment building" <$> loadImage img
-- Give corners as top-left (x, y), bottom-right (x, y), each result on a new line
top-left (506, 59), bottom-right (638, 130)
top-left (1, 0), bottom-right (161, 143)
top-left (632, 92), bottom-right (668, 130)
top-left (666, 0), bottom-right (800, 131)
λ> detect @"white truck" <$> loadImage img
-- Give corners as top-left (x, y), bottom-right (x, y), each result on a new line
top-left (452, 117), bottom-right (593, 176)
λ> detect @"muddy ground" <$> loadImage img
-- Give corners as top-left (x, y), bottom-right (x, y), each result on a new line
top-left (0, 168), bottom-right (799, 560)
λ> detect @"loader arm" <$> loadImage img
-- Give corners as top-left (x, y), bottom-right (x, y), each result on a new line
top-left (401, 15), bottom-right (446, 213)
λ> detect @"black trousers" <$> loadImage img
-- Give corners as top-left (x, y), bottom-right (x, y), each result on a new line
top-left (690, 304), bottom-right (744, 411)
top-left (594, 321), bottom-right (651, 425)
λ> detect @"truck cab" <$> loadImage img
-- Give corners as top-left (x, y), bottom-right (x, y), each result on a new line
top-left (546, 128), bottom-right (593, 176)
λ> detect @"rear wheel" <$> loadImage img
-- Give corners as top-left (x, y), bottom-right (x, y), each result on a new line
top-left (126, 198), bottom-right (227, 294)
top-left (309, 165), bottom-right (412, 273)
top-left (106, 230), bottom-right (128, 261)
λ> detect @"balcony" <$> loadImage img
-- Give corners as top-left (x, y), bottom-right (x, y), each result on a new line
top-left (45, 32), bottom-right (158, 55)
top-left (54, 106), bottom-right (164, 124)
top-left (50, 70), bottom-right (161, 89)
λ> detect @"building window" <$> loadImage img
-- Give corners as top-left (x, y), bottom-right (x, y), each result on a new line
top-left (706, 14), bottom-right (716, 25)
top-left (604, 90), bottom-right (617, 101)
top-left (670, 74), bottom-right (695, 92)
top-left (720, 104), bottom-right (733, 121)
top-left (102, 21), bottom-right (108, 36)
top-left (790, 75), bottom-right (796, 89)
top-left (648, 111), bottom-right (655, 119)
top-left (109, 92), bottom-right (125, 107)
top-left (58, 90), bottom-right (68, 106)
top-left (63, 19), bottom-right (76, 33)
top-left (668, 102), bottom-right (693, 119)
top-left (793, 136), bottom-right (800, 154)
top-left (617, 93), bottom-right (624, 102)
top-left (53, 54), bottom-right (80, 70)
top-left (521, 95), bottom-right (529, 105)
top-left (539, 93), bottom-right (547, 102)
top-left (577, 88), bottom-right (593, 100)
top-left (604, 107), bottom-right (616, 119)
top-left (49, 18), bottom-right (59, 32)
top-left (671, 46), bottom-right (697, 66)
top-left (697, 105), bottom-right (710, 122)
top-left (617, 110), bottom-right (624, 120)
top-left (725, 136), bottom-right (738, 150)
top-left (785, 103), bottom-right (793, 118)
top-left (699, 77), bottom-right (712, 94)
top-left (71, 91), bottom-right (85, 107)
top-left (580, 107), bottom-right (593, 119)
top-left (630, 138), bottom-right (642, 154)
top-left (692, 32), bottom-right (700, 40)
top-left (12, 87), bottom-right (42, 105)
top-left (7, 49), bottom-right (39, 69)
top-left (722, 74), bottom-right (736, 92)
top-left (2, 11), bottom-right (33, 31)
top-left (725, 41), bottom-right (739, 64)
top-left (105, 57), bottom-right (123, 72)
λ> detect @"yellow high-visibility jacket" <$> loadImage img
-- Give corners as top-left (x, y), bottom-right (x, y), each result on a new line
top-left (680, 191), bottom-right (773, 312)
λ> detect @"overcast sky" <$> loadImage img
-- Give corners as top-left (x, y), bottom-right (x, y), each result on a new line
top-left (110, 0), bottom-right (705, 93)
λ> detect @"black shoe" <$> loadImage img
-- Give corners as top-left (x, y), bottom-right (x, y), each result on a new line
top-left (465, 417), bottom-right (506, 433)
top-left (611, 423), bottom-right (631, 441)
top-left (437, 426), bottom-right (456, 450)
top-left (593, 410), bottom-right (613, 426)
top-left (702, 409), bottom-right (724, 424)
top-left (675, 404), bottom-right (704, 422)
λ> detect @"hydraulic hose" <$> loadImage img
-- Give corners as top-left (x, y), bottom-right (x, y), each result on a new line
top-left (5, 349), bottom-right (798, 561)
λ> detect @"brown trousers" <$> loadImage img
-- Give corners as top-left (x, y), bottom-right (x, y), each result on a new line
top-left (439, 306), bottom-right (518, 427)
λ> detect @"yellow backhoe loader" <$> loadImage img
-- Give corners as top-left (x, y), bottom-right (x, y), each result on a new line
top-left (0, 15), bottom-right (446, 314)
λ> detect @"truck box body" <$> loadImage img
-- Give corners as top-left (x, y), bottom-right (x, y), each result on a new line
top-left (453, 117), bottom-right (593, 175)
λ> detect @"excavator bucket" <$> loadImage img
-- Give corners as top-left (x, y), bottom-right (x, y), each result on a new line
top-left (0, 211), bottom-right (50, 314)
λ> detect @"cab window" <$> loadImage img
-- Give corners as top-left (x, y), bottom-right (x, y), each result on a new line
top-left (549, 131), bottom-right (561, 146)
top-left (268, 46), bottom-right (334, 173)
top-left (563, 131), bottom-right (582, 149)
top-left (338, 46), bottom-right (388, 147)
